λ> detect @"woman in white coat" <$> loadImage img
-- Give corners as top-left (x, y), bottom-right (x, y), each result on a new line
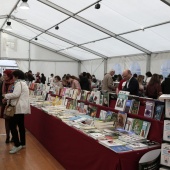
top-left (4, 70), bottom-right (30, 154)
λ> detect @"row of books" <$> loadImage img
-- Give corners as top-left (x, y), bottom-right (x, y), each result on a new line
top-left (115, 91), bottom-right (165, 121)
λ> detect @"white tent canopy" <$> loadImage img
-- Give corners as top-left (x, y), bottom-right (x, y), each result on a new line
top-left (1, 0), bottom-right (170, 79)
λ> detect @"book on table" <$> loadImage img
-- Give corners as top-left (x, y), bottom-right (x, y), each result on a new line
top-left (165, 99), bottom-right (170, 118)
top-left (113, 111), bottom-right (127, 129)
top-left (163, 120), bottom-right (170, 142)
top-left (86, 105), bottom-right (97, 117)
top-left (126, 142), bottom-right (148, 150)
top-left (144, 100), bottom-right (155, 118)
top-left (130, 98), bottom-right (140, 114)
top-left (115, 91), bottom-right (129, 111)
top-left (99, 110), bottom-right (116, 122)
top-left (109, 145), bottom-right (132, 153)
top-left (99, 139), bottom-right (126, 148)
top-left (153, 101), bottom-right (164, 121)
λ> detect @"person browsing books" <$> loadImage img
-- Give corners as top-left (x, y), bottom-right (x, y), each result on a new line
top-left (102, 69), bottom-right (115, 92)
top-left (122, 69), bottom-right (139, 96)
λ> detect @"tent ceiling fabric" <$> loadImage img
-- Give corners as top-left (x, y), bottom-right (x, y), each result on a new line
top-left (0, 0), bottom-right (170, 61)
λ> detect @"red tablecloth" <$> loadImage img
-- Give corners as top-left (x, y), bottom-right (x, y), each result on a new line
top-left (25, 106), bottom-right (160, 170)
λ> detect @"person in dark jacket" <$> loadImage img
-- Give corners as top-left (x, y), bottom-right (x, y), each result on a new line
top-left (79, 72), bottom-right (91, 91)
top-left (122, 69), bottom-right (139, 96)
top-left (41, 73), bottom-right (46, 84)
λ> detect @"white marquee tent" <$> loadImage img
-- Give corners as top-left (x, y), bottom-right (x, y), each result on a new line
top-left (1, 0), bottom-right (170, 79)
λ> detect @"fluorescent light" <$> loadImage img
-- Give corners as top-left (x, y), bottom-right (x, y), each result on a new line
top-left (20, 0), bottom-right (30, 10)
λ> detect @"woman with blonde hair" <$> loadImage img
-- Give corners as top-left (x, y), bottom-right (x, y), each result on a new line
top-left (137, 75), bottom-right (144, 96)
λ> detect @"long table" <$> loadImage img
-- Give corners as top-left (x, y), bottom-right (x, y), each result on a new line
top-left (25, 106), bottom-right (160, 170)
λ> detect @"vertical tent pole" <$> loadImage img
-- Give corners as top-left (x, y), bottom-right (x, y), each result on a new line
top-left (78, 61), bottom-right (81, 76)
top-left (104, 58), bottom-right (107, 74)
top-left (146, 54), bottom-right (151, 72)
top-left (28, 42), bottom-right (31, 71)
top-left (0, 31), bottom-right (1, 60)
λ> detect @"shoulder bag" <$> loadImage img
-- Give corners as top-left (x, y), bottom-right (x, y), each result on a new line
top-left (4, 82), bottom-right (22, 118)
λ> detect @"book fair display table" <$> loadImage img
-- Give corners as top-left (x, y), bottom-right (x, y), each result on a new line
top-left (25, 106), bottom-right (161, 170)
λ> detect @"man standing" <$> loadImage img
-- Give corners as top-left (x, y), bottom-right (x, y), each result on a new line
top-left (122, 69), bottom-right (139, 95)
top-left (102, 69), bottom-right (115, 92)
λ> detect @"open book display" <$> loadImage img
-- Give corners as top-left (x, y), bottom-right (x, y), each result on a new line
top-left (29, 86), bottom-right (163, 154)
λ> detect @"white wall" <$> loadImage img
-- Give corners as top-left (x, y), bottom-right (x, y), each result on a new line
top-left (0, 33), bottom-right (79, 77)
top-left (80, 59), bottom-right (104, 80)
top-left (1, 33), bottom-right (29, 59)
top-left (30, 44), bottom-right (73, 61)
top-left (151, 52), bottom-right (170, 75)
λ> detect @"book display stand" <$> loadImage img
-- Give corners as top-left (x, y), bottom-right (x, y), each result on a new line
top-left (26, 88), bottom-right (165, 170)
top-left (159, 94), bottom-right (170, 170)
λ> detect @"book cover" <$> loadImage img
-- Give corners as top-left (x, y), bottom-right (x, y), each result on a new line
top-left (77, 102), bottom-right (85, 113)
top-left (55, 86), bottom-right (61, 96)
top-left (102, 92), bottom-right (109, 107)
top-left (80, 90), bottom-right (89, 101)
top-left (124, 100), bottom-right (133, 113)
top-left (161, 143), bottom-right (170, 167)
top-left (125, 118), bottom-right (134, 131)
top-left (86, 105), bottom-right (97, 117)
top-left (165, 99), bottom-right (170, 118)
top-left (72, 89), bottom-right (79, 99)
top-left (126, 142), bottom-right (148, 150)
top-left (99, 110), bottom-right (115, 122)
top-left (99, 139), bottom-right (126, 148)
top-left (130, 99), bottom-right (140, 114)
top-left (93, 91), bottom-right (101, 105)
top-left (114, 112), bottom-right (127, 129)
top-left (141, 140), bottom-right (160, 148)
top-left (108, 93), bottom-right (117, 106)
top-left (109, 145), bottom-right (132, 153)
top-left (163, 120), bottom-right (170, 142)
top-left (139, 121), bottom-right (151, 138)
top-left (115, 91), bottom-right (129, 111)
top-left (144, 101), bottom-right (155, 118)
top-left (131, 119), bottom-right (144, 135)
top-left (153, 103), bottom-right (164, 121)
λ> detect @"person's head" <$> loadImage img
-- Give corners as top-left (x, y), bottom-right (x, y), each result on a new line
top-left (117, 74), bottom-right (122, 81)
top-left (146, 71), bottom-right (152, 77)
top-left (51, 73), bottom-right (54, 77)
top-left (36, 72), bottom-right (40, 76)
top-left (65, 74), bottom-right (73, 83)
top-left (133, 73), bottom-right (137, 79)
top-left (86, 73), bottom-right (92, 79)
top-left (62, 78), bottom-right (67, 86)
top-left (148, 74), bottom-right (160, 86)
top-left (109, 69), bottom-right (115, 77)
top-left (54, 75), bottom-right (61, 82)
top-left (159, 75), bottom-right (163, 81)
top-left (122, 69), bottom-right (132, 80)
top-left (137, 75), bottom-right (144, 84)
top-left (41, 73), bottom-right (44, 77)
top-left (12, 70), bottom-right (25, 81)
top-left (3, 70), bottom-right (13, 81)
top-left (82, 72), bottom-right (87, 77)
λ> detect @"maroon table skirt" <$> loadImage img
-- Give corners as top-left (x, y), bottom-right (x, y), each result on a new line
top-left (25, 106), bottom-right (160, 170)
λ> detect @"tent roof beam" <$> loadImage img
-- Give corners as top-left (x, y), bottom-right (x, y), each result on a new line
top-left (10, 16), bottom-right (107, 59)
top-left (37, 0), bottom-right (151, 55)
top-left (1, 29), bottom-right (80, 62)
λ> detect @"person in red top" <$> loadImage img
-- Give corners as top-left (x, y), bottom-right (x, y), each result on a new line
top-left (1, 70), bottom-right (14, 143)
top-left (146, 74), bottom-right (162, 99)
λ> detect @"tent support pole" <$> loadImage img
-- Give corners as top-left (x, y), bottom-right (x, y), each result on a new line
top-left (0, 31), bottom-right (1, 60)
top-left (146, 54), bottom-right (151, 72)
top-left (78, 61), bottom-right (81, 77)
top-left (104, 58), bottom-right (107, 74)
top-left (28, 42), bottom-right (31, 71)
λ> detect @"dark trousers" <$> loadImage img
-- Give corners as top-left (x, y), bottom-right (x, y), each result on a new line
top-left (9, 114), bottom-right (25, 147)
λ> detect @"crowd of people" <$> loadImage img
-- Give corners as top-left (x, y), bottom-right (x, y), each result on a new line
top-left (0, 68), bottom-right (169, 154)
